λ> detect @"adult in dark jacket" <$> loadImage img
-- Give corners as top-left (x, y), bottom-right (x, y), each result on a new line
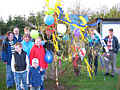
top-left (1, 31), bottom-right (15, 88)
top-left (104, 28), bottom-right (119, 77)
top-left (13, 27), bottom-right (22, 43)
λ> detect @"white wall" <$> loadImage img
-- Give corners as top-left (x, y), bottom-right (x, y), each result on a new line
top-left (101, 23), bottom-right (120, 44)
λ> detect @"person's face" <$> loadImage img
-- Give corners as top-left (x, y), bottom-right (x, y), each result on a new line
top-left (15, 45), bottom-right (22, 52)
top-left (24, 36), bottom-right (30, 42)
top-left (108, 31), bottom-right (113, 37)
top-left (33, 62), bottom-right (39, 68)
top-left (14, 28), bottom-right (19, 35)
top-left (8, 33), bottom-right (13, 41)
top-left (24, 30), bottom-right (30, 34)
top-left (35, 38), bottom-right (41, 46)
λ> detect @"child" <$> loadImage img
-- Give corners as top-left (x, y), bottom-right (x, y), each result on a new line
top-left (11, 42), bottom-right (29, 90)
top-left (30, 37), bottom-right (48, 90)
top-left (29, 58), bottom-right (45, 90)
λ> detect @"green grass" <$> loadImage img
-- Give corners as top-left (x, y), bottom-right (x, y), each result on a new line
top-left (116, 52), bottom-right (120, 68)
top-left (0, 52), bottom-right (120, 90)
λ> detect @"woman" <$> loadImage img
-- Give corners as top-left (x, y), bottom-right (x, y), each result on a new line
top-left (21, 34), bottom-right (34, 58)
top-left (2, 31), bottom-right (15, 88)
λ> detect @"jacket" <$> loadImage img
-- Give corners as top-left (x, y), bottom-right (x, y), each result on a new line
top-left (29, 66), bottom-right (45, 87)
top-left (21, 40), bottom-right (34, 57)
top-left (1, 39), bottom-right (15, 65)
top-left (104, 35), bottom-right (119, 53)
top-left (88, 34), bottom-right (100, 47)
top-left (30, 45), bottom-right (48, 69)
top-left (13, 34), bottom-right (22, 43)
top-left (11, 50), bottom-right (29, 72)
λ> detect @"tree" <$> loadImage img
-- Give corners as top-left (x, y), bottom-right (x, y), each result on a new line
top-left (7, 16), bottom-right (28, 34)
top-left (0, 18), bottom-right (7, 35)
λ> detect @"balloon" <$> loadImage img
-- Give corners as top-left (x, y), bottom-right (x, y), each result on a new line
top-left (84, 33), bottom-right (87, 37)
top-left (44, 15), bottom-right (54, 25)
top-left (30, 30), bottom-right (39, 39)
top-left (45, 50), bottom-right (53, 64)
top-left (47, 10), bottom-right (54, 15)
top-left (57, 24), bottom-right (66, 34)
top-left (74, 28), bottom-right (80, 37)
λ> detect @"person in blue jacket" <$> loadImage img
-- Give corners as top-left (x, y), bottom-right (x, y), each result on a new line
top-left (1, 31), bottom-right (16, 88)
top-left (29, 58), bottom-right (45, 90)
top-left (21, 34), bottom-right (34, 58)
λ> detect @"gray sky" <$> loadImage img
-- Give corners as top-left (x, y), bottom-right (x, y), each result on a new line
top-left (0, 0), bottom-right (120, 20)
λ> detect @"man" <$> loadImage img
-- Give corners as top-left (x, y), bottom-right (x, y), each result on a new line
top-left (13, 27), bottom-right (22, 43)
top-left (104, 28), bottom-right (119, 77)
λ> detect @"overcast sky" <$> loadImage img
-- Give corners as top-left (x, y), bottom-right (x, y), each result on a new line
top-left (0, 0), bottom-right (120, 20)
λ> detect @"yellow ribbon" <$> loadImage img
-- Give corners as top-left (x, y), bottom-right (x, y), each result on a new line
top-left (84, 58), bottom-right (93, 80)
top-left (52, 33), bottom-right (59, 52)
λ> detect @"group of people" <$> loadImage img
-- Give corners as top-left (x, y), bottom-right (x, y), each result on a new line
top-left (88, 28), bottom-right (119, 77)
top-left (2, 27), bottom-right (48, 90)
top-left (1, 26), bottom-right (119, 90)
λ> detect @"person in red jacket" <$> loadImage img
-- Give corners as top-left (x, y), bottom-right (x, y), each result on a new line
top-left (30, 37), bottom-right (48, 90)
top-left (30, 37), bottom-right (48, 69)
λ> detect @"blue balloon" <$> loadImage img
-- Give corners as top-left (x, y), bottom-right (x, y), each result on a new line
top-left (84, 33), bottom-right (87, 37)
top-left (45, 50), bottom-right (53, 64)
top-left (44, 15), bottom-right (54, 25)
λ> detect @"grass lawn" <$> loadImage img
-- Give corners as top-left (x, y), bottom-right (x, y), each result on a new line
top-left (0, 52), bottom-right (120, 90)
top-left (116, 52), bottom-right (120, 68)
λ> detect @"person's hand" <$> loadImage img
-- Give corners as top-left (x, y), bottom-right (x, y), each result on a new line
top-left (40, 68), bottom-right (43, 71)
top-left (4, 62), bottom-right (7, 64)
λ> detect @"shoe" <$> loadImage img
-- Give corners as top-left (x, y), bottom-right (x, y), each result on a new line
top-left (7, 86), bottom-right (12, 89)
top-left (110, 74), bottom-right (114, 77)
top-left (104, 73), bottom-right (109, 76)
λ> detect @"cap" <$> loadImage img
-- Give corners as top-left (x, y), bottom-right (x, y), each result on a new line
top-left (109, 28), bottom-right (113, 32)
top-left (32, 58), bottom-right (39, 64)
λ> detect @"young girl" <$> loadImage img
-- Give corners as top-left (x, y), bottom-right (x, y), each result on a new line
top-left (30, 37), bottom-right (48, 90)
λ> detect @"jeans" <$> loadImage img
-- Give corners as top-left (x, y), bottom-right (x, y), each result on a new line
top-left (104, 51), bottom-right (116, 75)
top-left (94, 56), bottom-right (98, 75)
top-left (41, 70), bottom-right (46, 90)
top-left (6, 65), bottom-right (15, 88)
top-left (30, 87), bottom-right (41, 90)
top-left (14, 71), bottom-right (28, 90)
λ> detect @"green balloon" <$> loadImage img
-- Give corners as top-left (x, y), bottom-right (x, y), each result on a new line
top-left (30, 30), bottom-right (39, 39)
top-left (48, 10), bottom-right (54, 15)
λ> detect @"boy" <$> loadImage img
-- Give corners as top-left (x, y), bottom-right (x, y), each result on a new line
top-left (11, 42), bottom-right (29, 90)
top-left (29, 58), bottom-right (45, 90)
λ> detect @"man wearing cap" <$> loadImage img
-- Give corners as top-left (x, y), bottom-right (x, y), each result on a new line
top-left (104, 28), bottom-right (119, 77)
